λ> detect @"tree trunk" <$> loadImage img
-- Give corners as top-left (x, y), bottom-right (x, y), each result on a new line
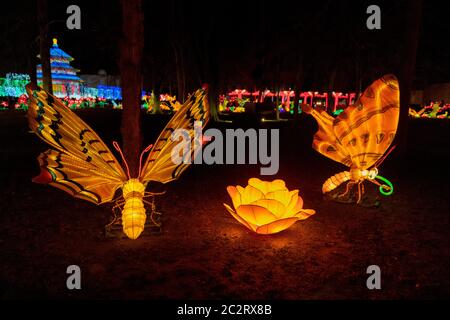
top-left (396, 0), bottom-right (423, 154)
top-left (119, 0), bottom-right (144, 178)
top-left (8, 97), bottom-right (16, 111)
top-left (328, 67), bottom-right (337, 92)
top-left (275, 57), bottom-right (281, 121)
top-left (170, 1), bottom-right (186, 103)
top-left (153, 85), bottom-right (162, 114)
top-left (293, 47), bottom-right (304, 120)
top-left (208, 83), bottom-right (220, 122)
top-left (180, 49), bottom-right (186, 102)
top-left (206, 38), bottom-right (220, 122)
top-left (29, 44), bottom-right (38, 86)
top-left (172, 44), bottom-right (185, 103)
top-left (294, 73), bottom-right (304, 119)
top-left (28, 1), bottom-right (37, 86)
top-left (293, 85), bottom-right (300, 119)
top-left (37, 0), bottom-right (52, 94)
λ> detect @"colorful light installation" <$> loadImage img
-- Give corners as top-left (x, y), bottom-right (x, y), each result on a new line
top-left (332, 92), bottom-right (349, 112)
top-left (279, 90), bottom-right (295, 113)
top-left (409, 102), bottom-right (450, 119)
top-left (349, 92), bottom-right (356, 105)
top-left (218, 90), bottom-right (361, 114)
top-left (159, 94), bottom-right (181, 112)
top-left (229, 89), bottom-right (252, 100)
top-left (299, 92), bottom-right (313, 106)
top-left (97, 85), bottom-right (122, 100)
top-left (62, 96), bottom-right (110, 110)
top-left (312, 92), bottom-right (328, 110)
top-left (221, 89), bottom-right (252, 113)
top-left (0, 72), bottom-right (121, 104)
top-left (0, 73), bottom-right (30, 97)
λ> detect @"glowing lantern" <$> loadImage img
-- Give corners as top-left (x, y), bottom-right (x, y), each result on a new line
top-left (303, 74), bottom-right (399, 204)
top-left (409, 107), bottom-right (423, 118)
top-left (224, 178), bottom-right (316, 234)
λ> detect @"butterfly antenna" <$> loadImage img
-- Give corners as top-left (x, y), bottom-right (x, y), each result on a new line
top-left (373, 145), bottom-right (396, 168)
top-left (138, 143), bottom-right (154, 178)
top-left (112, 141), bottom-right (131, 179)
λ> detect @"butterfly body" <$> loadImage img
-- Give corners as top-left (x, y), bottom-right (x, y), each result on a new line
top-left (121, 179), bottom-right (147, 239)
top-left (322, 167), bottom-right (378, 193)
top-left (304, 74), bottom-right (399, 204)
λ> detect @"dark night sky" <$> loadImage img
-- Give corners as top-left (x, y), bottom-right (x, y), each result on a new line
top-left (0, 0), bottom-right (449, 92)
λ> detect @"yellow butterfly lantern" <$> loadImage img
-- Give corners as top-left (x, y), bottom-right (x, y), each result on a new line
top-left (303, 74), bottom-right (399, 204)
top-left (26, 83), bottom-right (209, 239)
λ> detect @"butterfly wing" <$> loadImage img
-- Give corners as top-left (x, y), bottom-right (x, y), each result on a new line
top-left (332, 74), bottom-right (400, 169)
top-left (26, 84), bottom-right (128, 204)
top-left (33, 149), bottom-right (125, 204)
top-left (302, 104), bottom-right (352, 167)
top-left (139, 88), bottom-right (210, 184)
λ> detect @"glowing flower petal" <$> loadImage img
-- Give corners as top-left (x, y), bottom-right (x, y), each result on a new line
top-left (265, 189), bottom-right (292, 207)
top-left (249, 199), bottom-right (287, 218)
top-left (224, 203), bottom-right (254, 232)
top-left (249, 178), bottom-right (286, 194)
top-left (285, 190), bottom-right (300, 215)
top-left (290, 196), bottom-right (305, 215)
top-left (255, 217), bottom-right (300, 235)
top-left (239, 184), bottom-right (264, 205)
top-left (226, 186), bottom-right (242, 208)
top-left (295, 209), bottom-right (316, 220)
top-left (235, 204), bottom-right (277, 226)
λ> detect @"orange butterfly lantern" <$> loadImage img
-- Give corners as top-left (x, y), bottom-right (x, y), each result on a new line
top-left (303, 74), bottom-right (399, 204)
top-left (224, 178), bottom-right (316, 234)
top-left (26, 83), bottom-right (209, 239)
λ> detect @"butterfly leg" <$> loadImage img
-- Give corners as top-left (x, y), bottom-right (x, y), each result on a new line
top-left (143, 197), bottom-right (162, 227)
top-left (144, 191), bottom-right (166, 196)
top-left (361, 182), bottom-right (365, 200)
top-left (338, 180), bottom-right (354, 198)
top-left (106, 200), bottom-right (125, 229)
top-left (356, 181), bottom-right (364, 204)
top-left (112, 199), bottom-right (125, 210)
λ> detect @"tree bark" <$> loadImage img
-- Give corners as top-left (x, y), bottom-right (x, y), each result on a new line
top-left (172, 43), bottom-right (185, 102)
top-left (170, 1), bottom-right (186, 102)
top-left (37, 0), bottom-right (52, 94)
top-left (275, 56), bottom-right (281, 121)
top-left (396, 0), bottom-right (423, 154)
top-left (119, 0), bottom-right (144, 178)
top-left (206, 36), bottom-right (220, 122)
top-left (29, 41), bottom-right (38, 86)
top-left (152, 85), bottom-right (162, 114)
top-left (28, 1), bottom-right (37, 86)
top-left (8, 97), bottom-right (16, 111)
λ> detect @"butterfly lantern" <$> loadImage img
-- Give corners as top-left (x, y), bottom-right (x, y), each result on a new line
top-left (26, 83), bottom-right (209, 239)
top-left (302, 74), bottom-right (399, 204)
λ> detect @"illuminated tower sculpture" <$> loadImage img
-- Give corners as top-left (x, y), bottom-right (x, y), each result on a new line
top-left (37, 38), bottom-right (82, 98)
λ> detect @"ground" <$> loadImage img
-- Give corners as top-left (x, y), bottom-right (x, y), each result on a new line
top-left (0, 110), bottom-right (449, 299)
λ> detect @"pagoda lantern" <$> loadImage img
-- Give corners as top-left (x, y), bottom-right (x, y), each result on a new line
top-left (37, 38), bottom-right (83, 98)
